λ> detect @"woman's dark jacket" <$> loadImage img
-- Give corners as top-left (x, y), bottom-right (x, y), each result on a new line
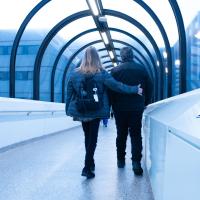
top-left (65, 69), bottom-right (139, 120)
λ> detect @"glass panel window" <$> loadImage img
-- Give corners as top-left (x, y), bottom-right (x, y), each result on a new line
top-left (0, 71), bottom-right (9, 80)
top-left (0, 46), bottom-right (3, 54)
top-left (17, 46), bottom-right (24, 55)
top-left (15, 71), bottom-right (33, 80)
top-left (0, 46), bottom-right (12, 55)
top-left (27, 45), bottom-right (39, 54)
top-left (28, 71), bottom-right (33, 80)
top-left (16, 71), bottom-right (26, 80)
top-left (185, 11), bottom-right (200, 91)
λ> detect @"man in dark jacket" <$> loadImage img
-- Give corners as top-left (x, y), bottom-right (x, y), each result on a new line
top-left (110, 47), bottom-right (153, 175)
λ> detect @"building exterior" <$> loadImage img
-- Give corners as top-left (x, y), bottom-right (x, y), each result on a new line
top-left (172, 11), bottom-right (200, 95)
top-left (0, 30), bottom-right (77, 102)
top-left (186, 11), bottom-right (200, 91)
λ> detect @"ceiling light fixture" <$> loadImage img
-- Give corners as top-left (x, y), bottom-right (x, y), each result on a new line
top-left (87, 0), bottom-right (99, 16)
top-left (195, 31), bottom-right (200, 39)
top-left (108, 51), bottom-right (114, 59)
top-left (163, 51), bottom-right (167, 59)
top-left (101, 32), bottom-right (109, 45)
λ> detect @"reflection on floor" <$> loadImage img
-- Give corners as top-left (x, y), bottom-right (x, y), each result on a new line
top-left (0, 119), bottom-right (154, 200)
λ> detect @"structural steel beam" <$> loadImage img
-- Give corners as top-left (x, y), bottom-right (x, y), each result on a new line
top-left (9, 0), bottom-right (51, 98)
top-left (33, 10), bottom-right (91, 100)
top-left (51, 28), bottom-right (158, 101)
top-left (169, 0), bottom-right (187, 94)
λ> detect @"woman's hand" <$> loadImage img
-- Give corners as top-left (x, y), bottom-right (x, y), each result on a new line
top-left (137, 84), bottom-right (143, 96)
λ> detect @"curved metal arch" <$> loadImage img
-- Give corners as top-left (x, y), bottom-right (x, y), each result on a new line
top-left (66, 39), bottom-right (153, 83)
top-left (128, 0), bottom-right (172, 97)
top-left (102, 55), bottom-right (143, 67)
top-left (105, 65), bottom-right (114, 69)
top-left (62, 40), bottom-right (102, 102)
top-left (51, 28), bottom-right (97, 101)
top-left (9, 0), bottom-right (51, 97)
top-left (101, 55), bottom-right (120, 59)
top-left (101, 55), bottom-right (120, 63)
top-left (104, 55), bottom-right (143, 69)
top-left (109, 28), bottom-right (157, 73)
top-left (103, 9), bottom-right (164, 99)
top-left (62, 40), bottom-right (155, 102)
top-left (34, 10), bottom-right (164, 101)
top-left (169, 0), bottom-right (187, 93)
top-left (8, 1), bottom-right (185, 100)
top-left (113, 40), bottom-right (158, 97)
top-left (102, 60), bottom-right (120, 65)
top-left (102, 60), bottom-right (119, 65)
top-left (98, 48), bottom-right (120, 52)
top-left (33, 10), bottom-right (91, 100)
top-left (74, 55), bottom-right (121, 69)
top-left (51, 27), bottom-right (158, 101)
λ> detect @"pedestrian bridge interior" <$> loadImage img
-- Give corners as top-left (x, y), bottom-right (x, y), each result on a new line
top-left (0, 1), bottom-right (200, 200)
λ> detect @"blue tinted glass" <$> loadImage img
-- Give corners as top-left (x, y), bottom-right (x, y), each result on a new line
top-left (27, 45), bottom-right (39, 54)
top-left (0, 72), bottom-right (9, 80)
top-left (28, 71), bottom-right (33, 80)
top-left (0, 46), bottom-right (4, 54)
top-left (16, 71), bottom-right (29, 80)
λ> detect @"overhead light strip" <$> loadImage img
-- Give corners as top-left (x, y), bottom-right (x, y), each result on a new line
top-left (195, 31), bottom-right (200, 39)
top-left (163, 51), bottom-right (167, 59)
top-left (88, 0), bottom-right (99, 16)
top-left (100, 32), bottom-right (109, 45)
top-left (108, 51), bottom-right (114, 59)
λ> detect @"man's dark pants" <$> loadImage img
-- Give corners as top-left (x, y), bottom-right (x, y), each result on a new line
top-left (114, 110), bottom-right (143, 162)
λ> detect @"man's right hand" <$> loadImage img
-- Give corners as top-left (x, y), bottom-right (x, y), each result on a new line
top-left (137, 84), bottom-right (143, 96)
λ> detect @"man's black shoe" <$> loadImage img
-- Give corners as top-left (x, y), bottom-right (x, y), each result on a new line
top-left (81, 167), bottom-right (95, 179)
top-left (117, 160), bottom-right (125, 168)
top-left (132, 161), bottom-right (143, 176)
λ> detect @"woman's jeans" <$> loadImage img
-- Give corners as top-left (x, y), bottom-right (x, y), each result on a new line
top-left (82, 118), bottom-right (100, 169)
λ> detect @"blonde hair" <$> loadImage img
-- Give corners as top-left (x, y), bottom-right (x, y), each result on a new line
top-left (78, 46), bottom-right (103, 74)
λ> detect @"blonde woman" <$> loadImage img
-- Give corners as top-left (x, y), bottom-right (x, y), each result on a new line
top-left (65, 46), bottom-right (142, 179)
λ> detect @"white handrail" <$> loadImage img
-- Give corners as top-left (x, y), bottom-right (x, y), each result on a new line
top-left (0, 110), bottom-right (64, 113)
top-left (0, 110), bottom-right (65, 116)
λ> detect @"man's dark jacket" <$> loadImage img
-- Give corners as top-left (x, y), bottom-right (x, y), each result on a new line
top-left (110, 61), bottom-right (153, 111)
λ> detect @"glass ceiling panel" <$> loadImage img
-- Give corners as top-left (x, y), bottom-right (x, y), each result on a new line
top-left (69, 41), bottom-right (105, 64)
top-left (101, 57), bottom-right (111, 63)
top-left (110, 31), bottom-right (147, 55)
top-left (0, 0), bottom-right (40, 30)
top-left (97, 50), bottom-right (109, 58)
top-left (113, 42), bottom-right (143, 58)
top-left (68, 32), bottom-right (104, 53)
top-left (142, 0), bottom-right (178, 47)
top-left (24, 0), bottom-right (88, 30)
top-left (92, 43), bottom-right (106, 51)
top-left (68, 41), bottom-right (105, 66)
top-left (106, 16), bottom-right (155, 53)
top-left (102, 0), bottom-right (164, 47)
top-left (103, 63), bottom-right (113, 68)
top-left (177, 0), bottom-right (200, 92)
top-left (0, 0), bottom-right (91, 46)
top-left (176, 0), bottom-right (200, 42)
top-left (177, 0), bottom-right (200, 30)
top-left (35, 16), bottom-right (97, 71)
top-left (26, 0), bottom-right (90, 40)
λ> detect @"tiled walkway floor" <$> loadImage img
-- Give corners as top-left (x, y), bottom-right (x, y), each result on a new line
top-left (0, 120), bottom-right (154, 200)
